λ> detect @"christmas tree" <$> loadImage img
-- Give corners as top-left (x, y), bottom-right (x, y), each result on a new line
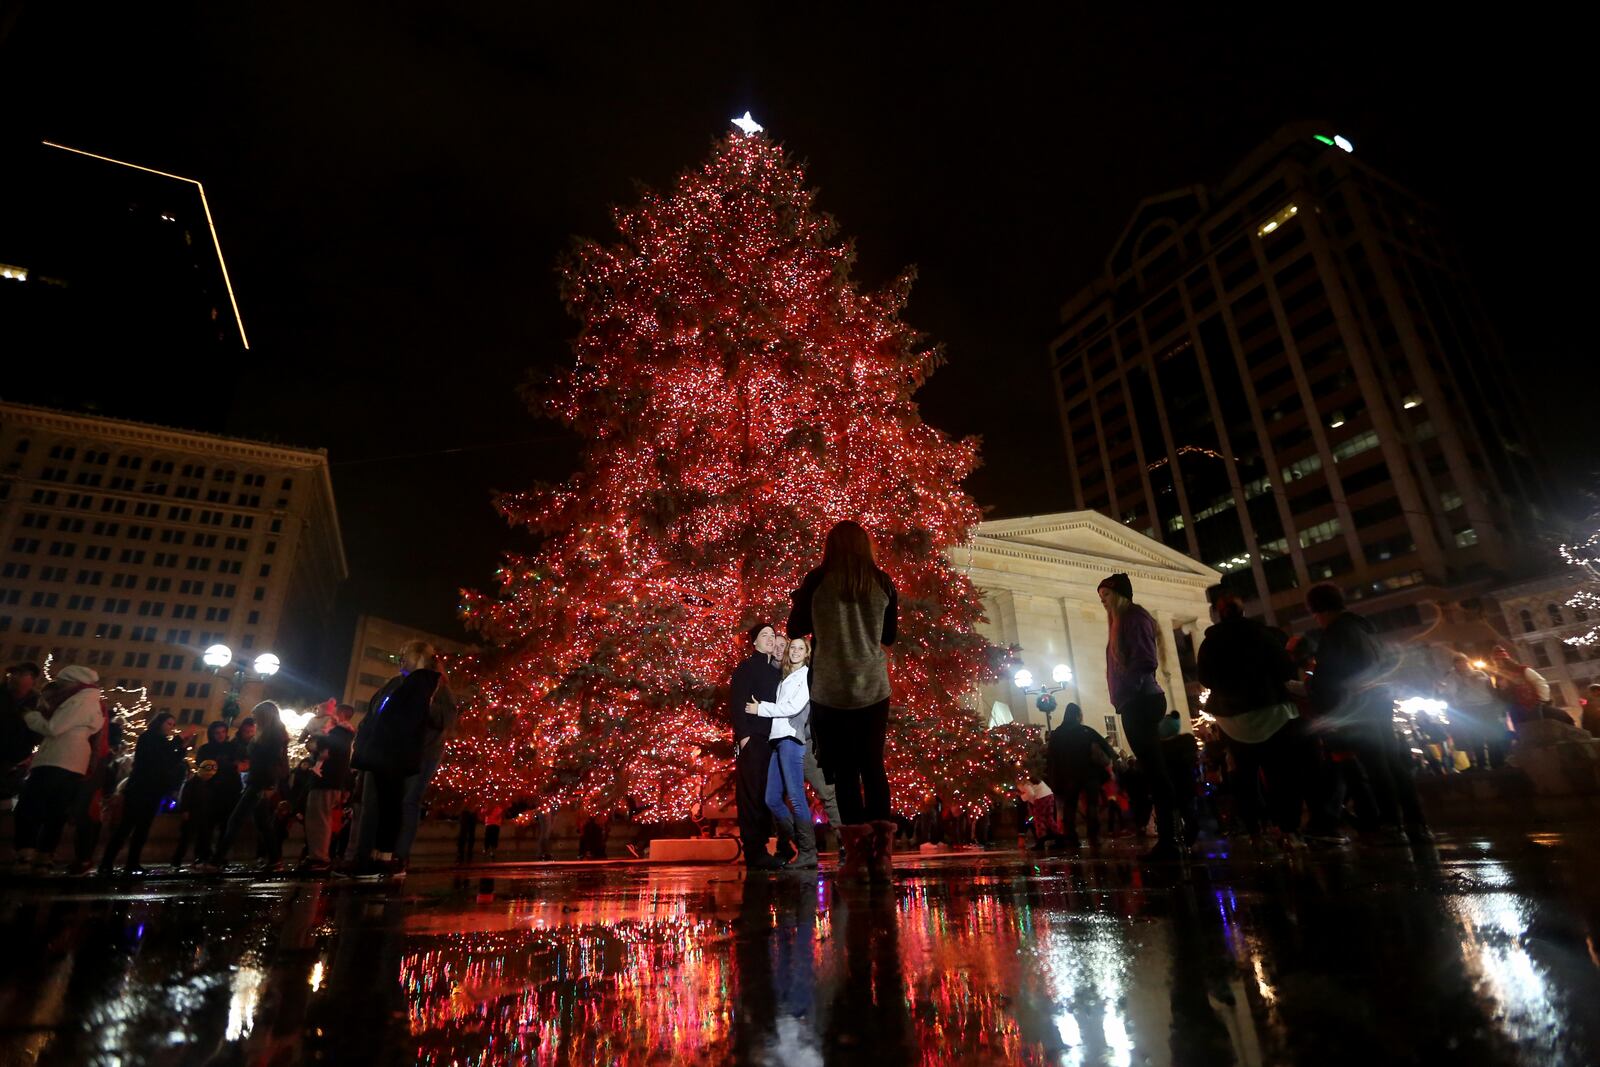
top-left (441, 122), bottom-right (1035, 820)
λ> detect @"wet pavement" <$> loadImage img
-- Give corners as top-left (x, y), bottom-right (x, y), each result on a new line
top-left (2, 832), bottom-right (1598, 1066)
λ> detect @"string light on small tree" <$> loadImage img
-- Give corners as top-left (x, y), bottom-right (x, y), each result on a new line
top-left (1561, 516), bottom-right (1600, 649)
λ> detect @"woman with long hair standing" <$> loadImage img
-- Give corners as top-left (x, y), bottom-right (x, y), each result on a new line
top-left (787, 521), bottom-right (898, 880)
top-left (1098, 573), bottom-right (1184, 861)
top-left (747, 635), bottom-right (819, 869)
top-left (209, 701), bottom-right (290, 871)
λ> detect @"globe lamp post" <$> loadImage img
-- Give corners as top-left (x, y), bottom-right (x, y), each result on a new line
top-left (1012, 663), bottom-right (1075, 735)
top-left (205, 643), bottom-right (283, 724)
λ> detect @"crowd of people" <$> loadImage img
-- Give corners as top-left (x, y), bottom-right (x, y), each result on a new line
top-left (5, 522), bottom-right (1598, 882)
top-left (1, 639), bottom-right (456, 880)
top-left (1024, 578), bottom-right (1600, 859)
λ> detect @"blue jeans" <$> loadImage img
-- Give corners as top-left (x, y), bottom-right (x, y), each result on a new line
top-left (765, 738), bottom-right (807, 826)
top-left (396, 750), bottom-right (443, 860)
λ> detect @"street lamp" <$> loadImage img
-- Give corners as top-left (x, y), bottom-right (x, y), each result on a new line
top-left (205, 642), bottom-right (283, 724)
top-left (1013, 663), bottom-right (1075, 734)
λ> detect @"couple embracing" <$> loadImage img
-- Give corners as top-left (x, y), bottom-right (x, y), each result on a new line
top-left (727, 521), bottom-right (900, 880)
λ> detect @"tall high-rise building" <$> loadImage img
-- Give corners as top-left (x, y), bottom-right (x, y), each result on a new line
top-left (0, 139), bottom-right (248, 432)
top-left (1049, 122), bottom-right (1547, 630)
top-left (0, 401), bottom-right (346, 726)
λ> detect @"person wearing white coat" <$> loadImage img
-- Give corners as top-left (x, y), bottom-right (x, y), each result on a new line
top-left (746, 637), bottom-right (819, 869)
top-left (12, 664), bottom-right (104, 869)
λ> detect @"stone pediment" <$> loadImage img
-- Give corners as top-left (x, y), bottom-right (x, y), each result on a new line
top-left (964, 511), bottom-right (1218, 581)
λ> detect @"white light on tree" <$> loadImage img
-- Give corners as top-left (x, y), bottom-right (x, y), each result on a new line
top-left (1333, 135), bottom-right (1354, 153)
top-left (203, 643), bottom-right (233, 669)
top-left (253, 652), bottom-right (281, 677)
top-left (731, 111), bottom-right (764, 135)
top-left (1052, 664), bottom-right (1073, 685)
top-left (1013, 668), bottom-right (1034, 689)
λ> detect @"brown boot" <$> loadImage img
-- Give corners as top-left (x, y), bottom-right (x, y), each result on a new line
top-left (836, 825), bottom-right (873, 881)
top-left (868, 820), bottom-right (898, 882)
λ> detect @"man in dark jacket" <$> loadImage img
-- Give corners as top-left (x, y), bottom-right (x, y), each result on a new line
top-left (1045, 703), bottom-right (1118, 847)
top-left (1197, 586), bottom-right (1304, 840)
top-left (1305, 583), bottom-right (1430, 844)
top-left (728, 623), bottom-right (782, 870)
top-left (350, 641), bottom-right (442, 876)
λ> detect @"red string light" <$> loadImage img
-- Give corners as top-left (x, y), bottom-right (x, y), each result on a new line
top-left (439, 131), bottom-right (1036, 819)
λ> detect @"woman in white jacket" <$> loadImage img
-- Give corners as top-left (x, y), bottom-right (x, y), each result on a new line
top-left (746, 637), bottom-right (818, 869)
top-left (12, 664), bottom-right (104, 870)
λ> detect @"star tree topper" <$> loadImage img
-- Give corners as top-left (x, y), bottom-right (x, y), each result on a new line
top-left (731, 111), bottom-right (764, 136)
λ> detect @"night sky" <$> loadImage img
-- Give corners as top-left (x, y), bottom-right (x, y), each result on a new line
top-left (3, 4), bottom-right (1590, 657)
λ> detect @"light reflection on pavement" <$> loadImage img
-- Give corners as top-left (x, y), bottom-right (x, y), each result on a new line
top-left (1, 832), bottom-right (1598, 1065)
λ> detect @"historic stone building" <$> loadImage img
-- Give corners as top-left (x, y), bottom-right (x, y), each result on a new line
top-left (948, 511), bottom-right (1218, 752)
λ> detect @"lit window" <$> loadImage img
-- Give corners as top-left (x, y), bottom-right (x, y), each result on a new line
top-left (1256, 204), bottom-right (1299, 237)
top-left (0, 263), bottom-right (27, 282)
top-left (1454, 527), bottom-right (1480, 548)
top-left (1402, 394), bottom-right (1423, 410)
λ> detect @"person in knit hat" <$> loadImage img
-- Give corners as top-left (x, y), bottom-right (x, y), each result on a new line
top-left (11, 664), bottom-right (105, 872)
top-left (1097, 573), bottom-right (1186, 861)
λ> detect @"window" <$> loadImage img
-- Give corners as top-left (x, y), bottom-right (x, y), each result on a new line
top-left (1533, 645), bottom-right (1552, 669)
top-left (1519, 609), bottom-right (1535, 633)
top-left (1332, 430), bottom-right (1381, 463)
top-left (1454, 527), bottom-right (1480, 548)
top-left (1548, 603), bottom-right (1564, 626)
top-left (1298, 518), bottom-right (1343, 548)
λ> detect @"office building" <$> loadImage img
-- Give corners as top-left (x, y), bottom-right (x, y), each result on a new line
top-left (1050, 122), bottom-right (1547, 630)
top-left (0, 401), bottom-right (346, 725)
top-left (0, 139), bottom-right (248, 432)
top-left (343, 614), bottom-right (472, 716)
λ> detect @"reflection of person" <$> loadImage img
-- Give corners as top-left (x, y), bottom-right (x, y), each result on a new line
top-left (823, 886), bottom-right (912, 1059)
top-left (747, 636), bottom-right (819, 869)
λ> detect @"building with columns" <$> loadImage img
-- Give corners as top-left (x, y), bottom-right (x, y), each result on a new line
top-left (949, 511), bottom-right (1219, 753)
top-left (1489, 574), bottom-right (1600, 712)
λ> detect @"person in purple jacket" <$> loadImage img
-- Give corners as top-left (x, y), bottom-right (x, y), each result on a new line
top-left (1098, 573), bottom-right (1184, 861)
